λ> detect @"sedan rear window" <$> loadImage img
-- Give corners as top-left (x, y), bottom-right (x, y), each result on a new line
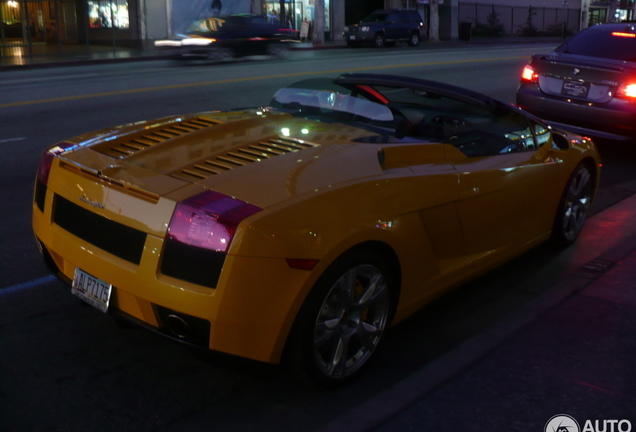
top-left (555, 26), bottom-right (636, 62)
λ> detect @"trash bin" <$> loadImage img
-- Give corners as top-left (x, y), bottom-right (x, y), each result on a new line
top-left (459, 22), bottom-right (472, 42)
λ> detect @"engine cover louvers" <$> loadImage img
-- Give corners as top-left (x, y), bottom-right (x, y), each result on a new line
top-left (92, 117), bottom-right (221, 159)
top-left (174, 137), bottom-right (320, 180)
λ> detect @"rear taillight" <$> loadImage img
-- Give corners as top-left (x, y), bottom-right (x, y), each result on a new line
top-left (611, 32), bottom-right (636, 38)
top-left (521, 65), bottom-right (538, 83)
top-left (37, 141), bottom-right (77, 186)
top-left (617, 82), bottom-right (636, 99)
top-left (167, 190), bottom-right (261, 253)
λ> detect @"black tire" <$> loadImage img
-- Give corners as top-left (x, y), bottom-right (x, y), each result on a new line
top-left (207, 47), bottom-right (233, 62)
top-left (551, 162), bottom-right (594, 246)
top-left (408, 32), bottom-right (421, 47)
top-left (286, 250), bottom-right (396, 386)
top-left (374, 33), bottom-right (386, 48)
top-left (266, 43), bottom-right (289, 58)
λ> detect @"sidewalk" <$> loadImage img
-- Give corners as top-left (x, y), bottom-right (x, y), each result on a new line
top-left (317, 193), bottom-right (636, 432)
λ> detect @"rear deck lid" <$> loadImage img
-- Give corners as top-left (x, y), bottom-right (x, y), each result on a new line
top-left (530, 24), bottom-right (636, 103)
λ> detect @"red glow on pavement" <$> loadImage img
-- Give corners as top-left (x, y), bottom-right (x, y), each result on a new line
top-left (567, 378), bottom-right (616, 394)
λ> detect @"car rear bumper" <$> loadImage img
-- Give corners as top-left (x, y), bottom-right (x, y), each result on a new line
top-left (517, 83), bottom-right (636, 138)
top-left (32, 183), bottom-right (313, 364)
top-left (343, 32), bottom-right (373, 42)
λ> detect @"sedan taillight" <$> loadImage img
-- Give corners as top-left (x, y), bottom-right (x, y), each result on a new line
top-left (521, 65), bottom-right (538, 83)
top-left (617, 82), bottom-right (636, 99)
top-left (167, 190), bottom-right (261, 253)
top-left (37, 141), bottom-right (77, 186)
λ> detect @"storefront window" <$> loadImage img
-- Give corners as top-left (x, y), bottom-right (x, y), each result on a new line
top-left (263, 0), bottom-right (329, 32)
top-left (588, 8), bottom-right (607, 26)
top-left (2, 1), bottom-right (21, 26)
top-left (88, 0), bottom-right (129, 28)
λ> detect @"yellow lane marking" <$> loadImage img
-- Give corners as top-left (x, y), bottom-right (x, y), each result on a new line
top-left (0, 56), bottom-right (525, 109)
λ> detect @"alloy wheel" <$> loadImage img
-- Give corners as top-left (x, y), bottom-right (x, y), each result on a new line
top-left (374, 33), bottom-right (386, 47)
top-left (311, 264), bottom-right (390, 380)
top-left (561, 165), bottom-right (592, 242)
top-left (408, 33), bottom-right (420, 46)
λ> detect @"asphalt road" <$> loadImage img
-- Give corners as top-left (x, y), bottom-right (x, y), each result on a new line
top-left (1, 44), bottom-right (635, 432)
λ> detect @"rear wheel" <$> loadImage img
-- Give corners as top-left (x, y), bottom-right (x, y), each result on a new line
top-left (374, 33), bottom-right (386, 48)
top-left (408, 32), bottom-right (421, 47)
top-left (552, 162), bottom-right (593, 245)
top-left (266, 43), bottom-right (289, 58)
top-left (207, 47), bottom-right (233, 62)
top-left (287, 250), bottom-right (395, 386)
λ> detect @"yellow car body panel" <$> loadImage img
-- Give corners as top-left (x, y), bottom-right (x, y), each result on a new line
top-left (32, 80), bottom-right (601, 369)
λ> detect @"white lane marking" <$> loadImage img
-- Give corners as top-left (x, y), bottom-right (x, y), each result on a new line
top-left (0, 137), bottom-right (27, 143)
top-left (0, 275), bottom-right (57, 297)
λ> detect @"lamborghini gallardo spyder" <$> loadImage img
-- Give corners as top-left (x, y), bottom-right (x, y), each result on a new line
top-left (33, 74), bottom-right (600, 385)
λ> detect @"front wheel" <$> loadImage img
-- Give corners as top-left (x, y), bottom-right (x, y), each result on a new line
top-left (287, 250), bottom-right (396, 386)
top-left (374, 33), bottom-right (386, 48)
top-left (552, 162), bottom-right (594, 246)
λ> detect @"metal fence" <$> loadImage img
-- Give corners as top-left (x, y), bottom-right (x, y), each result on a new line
top-left (458, 2), bottom-right (581, 37)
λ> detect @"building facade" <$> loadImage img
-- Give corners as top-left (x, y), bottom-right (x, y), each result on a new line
top-left (1, 0), bottom-right (634, 59)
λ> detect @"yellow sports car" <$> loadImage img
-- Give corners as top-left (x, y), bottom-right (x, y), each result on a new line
top-left (32, 74), bottom-right (600, 385)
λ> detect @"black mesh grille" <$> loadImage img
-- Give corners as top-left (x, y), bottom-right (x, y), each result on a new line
top-left (161, 239), bottom-right (225, 288)
top-left (53, 195), bottom-right (147, 265)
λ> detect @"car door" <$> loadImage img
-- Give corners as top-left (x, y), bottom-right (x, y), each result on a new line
top-left (447, 112), bottom-right (562, 270)
top-left (384, 12), bottom-right (402, 40)
top-left (398, 11), bottom-right (413, 39)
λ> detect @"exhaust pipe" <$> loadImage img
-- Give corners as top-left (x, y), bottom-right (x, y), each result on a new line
top-left (155, 305), bottom-right (211, 347)
top-left (165, 314), bottom-right (189, 339)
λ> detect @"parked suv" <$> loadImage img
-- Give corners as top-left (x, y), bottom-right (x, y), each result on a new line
top-left (343, 9), bottom-right (425, 48)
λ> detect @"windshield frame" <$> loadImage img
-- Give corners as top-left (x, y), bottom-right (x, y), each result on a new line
top-left (269, 79), bottom-right (395, 126)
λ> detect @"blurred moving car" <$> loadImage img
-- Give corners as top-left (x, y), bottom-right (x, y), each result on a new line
top-left (33, 74), bottom-right (600, 385)
top-left (343, 9), bottom-right (424, 47)
top-left (516, 23), bottom-right (636, 139)
top-left (154, 14), bottom-right (295, 61)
